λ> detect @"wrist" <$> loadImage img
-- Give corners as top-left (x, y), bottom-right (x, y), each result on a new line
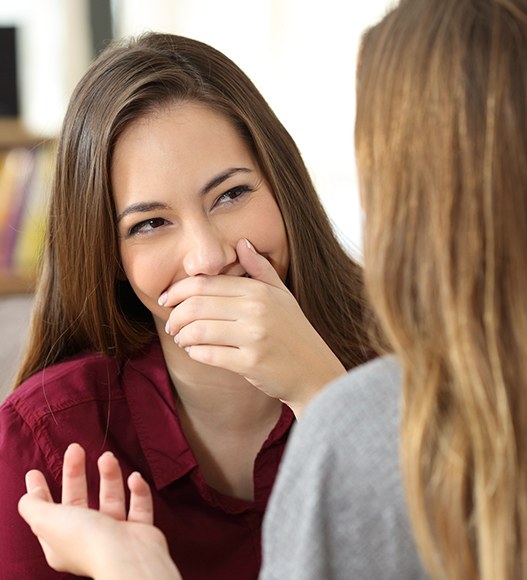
top-left (286, 359), bottom-right (347, 419)
top-left (93, 525), bottom-right (181, 580)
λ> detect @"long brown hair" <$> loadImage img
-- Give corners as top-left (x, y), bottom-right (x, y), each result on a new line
top-left (15, 33), bottom-right (371, 387)
top-left (356, 0), bottom-right (527, 577)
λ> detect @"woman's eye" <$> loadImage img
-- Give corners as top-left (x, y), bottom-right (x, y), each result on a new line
top-left (128, 217), bottom-right (168, 236)
top-left (213, 185), bottom-right (252, 208)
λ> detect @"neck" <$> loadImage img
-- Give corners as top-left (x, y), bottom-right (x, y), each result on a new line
top-left (158, 330), bottom-right (280, 424)
top-left (157, 331), bottom-right (283, 500)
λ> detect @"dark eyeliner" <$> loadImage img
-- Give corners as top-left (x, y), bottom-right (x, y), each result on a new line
top-left (127, 217), bottom-right (167, 237)
top-left (213, 184), bottom-right (252, 208)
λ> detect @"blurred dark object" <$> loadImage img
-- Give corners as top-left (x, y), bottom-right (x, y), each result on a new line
top-left (0, 27), bottom-right (19, 117)
top-left (89, 0), bottom-right (113, 56)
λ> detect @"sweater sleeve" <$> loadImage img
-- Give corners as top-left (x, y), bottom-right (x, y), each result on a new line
top-left (260, 357), bottom-right (427, 580)
top-left (0, 399), bottom-right (72, 579)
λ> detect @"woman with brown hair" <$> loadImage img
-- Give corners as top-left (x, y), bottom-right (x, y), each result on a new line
top-left (17, 0), bottom-right (527, 578)
top-left (0, 32), bottom-right (371, 579)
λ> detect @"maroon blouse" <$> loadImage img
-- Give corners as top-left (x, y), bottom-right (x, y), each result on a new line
top-left (0, 340), bottom-right (294, 579)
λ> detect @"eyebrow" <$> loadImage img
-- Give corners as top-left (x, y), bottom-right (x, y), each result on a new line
top-left (116, 167), bottom-right (253, 223)
top-left (201, 167), bottom-right (253, 195)
top-left (116, 201), bottom-right (171, 224)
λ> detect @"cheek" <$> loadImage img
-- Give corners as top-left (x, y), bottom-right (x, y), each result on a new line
top-left (243, 200), bottom-right (289, 280)
top-left (120, 243), bottom-right (174, 317)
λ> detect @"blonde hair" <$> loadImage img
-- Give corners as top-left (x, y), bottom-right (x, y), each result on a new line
top-left (356, 0), bottom-right (527, 577)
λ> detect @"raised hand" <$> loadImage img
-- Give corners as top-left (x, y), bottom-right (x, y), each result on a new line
top-left (161, 238), bottom-right (346, 416)
top-left (18, 443), bottom-right (181, 580)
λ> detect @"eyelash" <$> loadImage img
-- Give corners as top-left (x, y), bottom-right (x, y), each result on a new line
top-left (126, 185), bottom-right (253, 237)
top-left (128, 217), bottom-right (168, 237)
top-left (212, 184), bottom-right (252, 208)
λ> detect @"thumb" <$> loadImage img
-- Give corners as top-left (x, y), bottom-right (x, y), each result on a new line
top-left (19, 470), bottom-right (54, 520)
top-left (236, 238), bottom-right (287, 290)
top-left (25, 469), bottom-right (53, 498)
top-left (18, 489), bottom-right (53, 533)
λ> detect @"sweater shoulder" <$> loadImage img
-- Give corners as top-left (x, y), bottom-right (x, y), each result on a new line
top-left (302, 355), bottom-right (402, 438)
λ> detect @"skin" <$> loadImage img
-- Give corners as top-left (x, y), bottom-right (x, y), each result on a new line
top-left (16, 103), bottom-right (348, 576)
top-left (18, 444), bottom-right (179, 580)
top-left (113, 102), bottom-right (345, 465)
top-left (113, 101), bottom-right (290, 337)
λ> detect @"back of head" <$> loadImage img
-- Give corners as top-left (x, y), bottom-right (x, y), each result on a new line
top-left (356, 0), bottom-right (527, 578)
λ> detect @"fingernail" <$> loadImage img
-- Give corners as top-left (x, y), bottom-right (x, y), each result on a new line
top-left (158, 291), bottom-right (168, 306)
top-left (174, 333), bottom-right (179, 345)
top-left (165, 320), bottom-right (170, 334)
top-left (244, 238), bottom-right (256, 253)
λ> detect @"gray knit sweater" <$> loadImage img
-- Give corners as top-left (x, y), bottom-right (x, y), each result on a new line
top-left (260, 356), bottom-right (428, 579)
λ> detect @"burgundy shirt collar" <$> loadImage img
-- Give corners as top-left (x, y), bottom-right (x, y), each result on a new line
top-left (122, 341), bottom-right (294, 492)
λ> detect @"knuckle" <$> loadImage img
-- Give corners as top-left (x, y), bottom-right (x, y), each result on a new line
top-left (67, 496), bottom-right (87, 507)
top-left (191, 276), bottom-right (208, 294)
top-left (188, 322), bottom-right (206, 344)
top-left (196, 347), bottom-right (217, 366)
top-left (184, 296), bottom-right (203, 318)
top-left (246, 298), bottom-right (267, 319)
top-left (131, 503), bottom-right (149, 513)
top-left (248, 325), bottom-right (267, 343)
top-left (244, 346), bottom-right (264, 368)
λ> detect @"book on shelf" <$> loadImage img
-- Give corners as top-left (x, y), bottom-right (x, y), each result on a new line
top-left (0, 140), bottom-right (54, 289)
top-left (0, 147), bottom-right (36, 270)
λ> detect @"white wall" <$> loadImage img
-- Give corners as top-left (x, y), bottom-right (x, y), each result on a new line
top-left (113, 0), bottom-right (394, 255)
top-left (0, 0), bottom-right (394, 255)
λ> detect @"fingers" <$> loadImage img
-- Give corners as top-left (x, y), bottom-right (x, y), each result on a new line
top-left (97, 451), bottom-right (126, 521)
top-left (99, 458), bottom-right (154, 525)
top-left (165, 296), bottom-right (239, 337)
top-left (61, 443), bottom-right (88, 507)
top-left (181, 344), bottom-right (242, 371)
top-left (97, 452), bottom-right (155, 525)
top-left (127, 471), bottom-right (154, 525)
top-left (175, 320), bottom-right (248, 349)
top-left (235, 238), bottom-right (286, 288)
top-left (159, 275), bottom-right (246, 312)
top-left (163, 287), bottom-right (272, 342)
top-left (62, 446), bottom-right (151, 525)
top-left (158, 238), bottom-right (287, 310)
top-left (98, 453), bottom-right (154, 524)
top-left (21, 447), bottom-right (155, 537)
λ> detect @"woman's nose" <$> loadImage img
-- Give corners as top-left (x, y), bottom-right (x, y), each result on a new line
top-left (182, 223), bottom-right (237, 277)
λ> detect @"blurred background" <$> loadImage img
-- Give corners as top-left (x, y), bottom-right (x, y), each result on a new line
top-left (0, 0), bottom-right (393, 396)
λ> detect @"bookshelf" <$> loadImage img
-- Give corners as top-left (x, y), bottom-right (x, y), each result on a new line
top-left (0, 119), bottom-right (52, 294)
top-left (0, 119), bottom-right (41, 149)
top-left (0, 271), bottom-right (34, 294)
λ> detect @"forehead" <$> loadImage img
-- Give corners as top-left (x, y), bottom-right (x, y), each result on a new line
top-left (113, 101), bottom-right (252, 163)
top-left (110, 101), bottom-right (260, 209)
